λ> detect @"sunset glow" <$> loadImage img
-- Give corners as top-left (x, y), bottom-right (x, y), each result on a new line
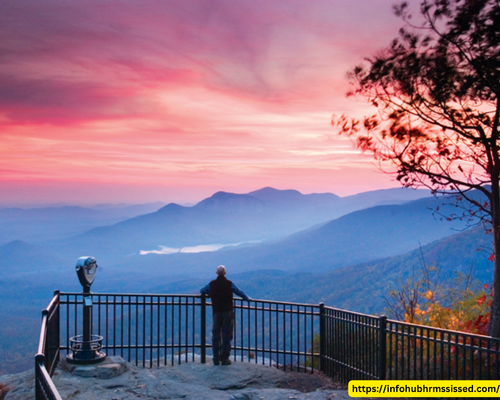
top-left (0, 0), bottom-right (411, 205)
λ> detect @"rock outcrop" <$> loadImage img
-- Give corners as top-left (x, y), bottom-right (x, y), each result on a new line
top-left (1, 356), bottom-right (362, 399)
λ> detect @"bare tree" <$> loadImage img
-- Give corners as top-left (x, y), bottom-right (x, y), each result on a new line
top-left (334, 0), bottom-right (500, 336)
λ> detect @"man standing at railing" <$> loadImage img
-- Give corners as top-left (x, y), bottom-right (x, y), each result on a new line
top-left (200, 265), bottom-right (251, 366)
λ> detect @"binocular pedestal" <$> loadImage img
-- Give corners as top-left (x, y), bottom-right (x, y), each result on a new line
top-left (66, 257), bottom-right (106, 364)
top-left (66, 295), bottom-right (106, 364)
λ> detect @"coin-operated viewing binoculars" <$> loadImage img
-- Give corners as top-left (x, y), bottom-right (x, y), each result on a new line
top-left (76, 255), bottom-right (98, 293)
top-left (66, 256), bottom-right (106, 364)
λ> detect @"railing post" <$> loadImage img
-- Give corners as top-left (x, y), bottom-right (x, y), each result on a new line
top-left (379, 315), bottom-right (387, 380)
top-left (201, 294), bottom-right (206, 364)
top-left (35, 353), bottom-right (44, 400)
top-left (319, 302), bottom-right (325, 373)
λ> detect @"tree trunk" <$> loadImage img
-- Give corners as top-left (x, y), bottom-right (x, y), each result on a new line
top-left (489, 178), bottom-right (500, 338)
top-left (489, 234), bottom-right (500, 337)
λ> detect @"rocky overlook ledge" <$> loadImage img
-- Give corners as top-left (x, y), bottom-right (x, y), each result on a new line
top-left (0, 355), bottom-right (368, 400)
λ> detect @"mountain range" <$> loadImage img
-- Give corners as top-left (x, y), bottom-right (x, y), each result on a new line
top-left (39, 187), bottom-right (430, 264)
top-left (147, 225), bottom-right (492, 317)
top-left (98, 192), bottom-right (472, 289)
top-left (0, 202), bottom-right (166, 244)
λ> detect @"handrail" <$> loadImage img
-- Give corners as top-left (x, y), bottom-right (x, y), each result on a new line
top-left (35, 291), bottom-right (62, 400)
top-left (36, 310), bottom-right (48, 358)
top-left (57, 291), bottom-right (322, 307)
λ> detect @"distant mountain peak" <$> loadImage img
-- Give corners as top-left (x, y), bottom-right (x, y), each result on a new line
top-left (249, 187), bottom-right (302, 196)
top-left (156, 203), bottom-right (186, 213)
top-left (0, 240), bottom-right (43, 260)
top-left (249, 187), bottom-right (340, 203)
top-left (211, 191), bottom-right (245, 199)
top-left (2, 239), bottom-right (32, 250)
top-left (195, 191), bottom-right (265, 211)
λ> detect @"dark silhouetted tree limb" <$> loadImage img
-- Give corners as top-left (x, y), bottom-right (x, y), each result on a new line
top-left (334, 0), bottom-right (500, 336)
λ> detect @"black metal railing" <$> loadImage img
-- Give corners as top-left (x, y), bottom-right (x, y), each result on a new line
top-left (320, 306), bottom-right (384, 382)
top-left (57, 293), bottom-right (321, 370)
top-left (385, 319), bottom-right (500, 380)
top-left (35, 291), bottom-right (500, 400)
top-left (321, 309), bottom-right (500, 382)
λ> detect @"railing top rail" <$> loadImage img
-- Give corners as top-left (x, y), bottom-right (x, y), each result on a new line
top-left (323, 305), bottom-right (384, 320)
top-left (44, 292), bottom-right (60, 315)
top-left (37, 292), bottom-right (60, 356)
top-left (37, 314), bottom-right (48, 356)
top-left (235, 298), bottom-right (321, 307)
top-left (58, 292), bottom-right (322, 308)
top-left (58, 292), bottom-right (202, 298)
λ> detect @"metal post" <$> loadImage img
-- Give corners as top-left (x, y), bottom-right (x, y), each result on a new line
top-left (48, 291), bottom-right (61, 375)
top-left (34, 353), bottom-right (45, 400)
top-left (379, 315), bottom-right (387, 380)
top-left (83, 294), bottom-right (92, 351)
top-left (201, 294), bottom-right (206, 364)
top-left (319, 303), bottom-right (325, 373)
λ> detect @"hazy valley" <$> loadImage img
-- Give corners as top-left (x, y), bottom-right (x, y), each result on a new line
top-left (0, 186), bottom-right (493, 375)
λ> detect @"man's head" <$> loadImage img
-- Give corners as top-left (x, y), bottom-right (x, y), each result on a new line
top-left (216, 265), bottom-right (226, 276)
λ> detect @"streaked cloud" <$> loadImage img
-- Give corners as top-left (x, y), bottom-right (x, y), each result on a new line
top-left (0, 0), bottom-right (406, 204)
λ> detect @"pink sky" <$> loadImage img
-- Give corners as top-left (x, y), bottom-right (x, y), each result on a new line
top-left (0, 0), bottom-right (415, 206)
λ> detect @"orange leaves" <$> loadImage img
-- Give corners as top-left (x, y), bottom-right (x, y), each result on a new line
top-left (418, 285), bottom-right (493, 335)
top-left (463, 314), bottom-right (490, 336)
top-left (387, 261), bottom-right (493, 335)
top-left (390, 266), bottom-right (492, 335)
top-left (477, 294), bottom-right (486, 305)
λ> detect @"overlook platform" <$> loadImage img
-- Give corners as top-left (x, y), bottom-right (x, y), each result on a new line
top-left (34, 291), bottom-right (500, 399)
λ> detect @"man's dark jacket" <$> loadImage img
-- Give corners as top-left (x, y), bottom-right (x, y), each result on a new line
top-left (209, 275), bottom-right (234, 313)
top-left (200, 275), bottom-right (250, 313)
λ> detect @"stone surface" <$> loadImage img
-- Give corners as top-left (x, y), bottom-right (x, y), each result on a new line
top-left (1, 357), bottom-right (375, 399)
top-left (0, 370), bottom-right (34, 400)
top-left (60, 355), bottom-right (129, 379)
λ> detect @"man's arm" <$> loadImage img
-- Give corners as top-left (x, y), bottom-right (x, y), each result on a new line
top-left (231, 282), bottom-right (250, 301)
top-left (200, 283), bottom-right (210, 296)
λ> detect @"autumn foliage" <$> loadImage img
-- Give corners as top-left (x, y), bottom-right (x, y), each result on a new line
top-left (386, 263), bottom-right (492, 335)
